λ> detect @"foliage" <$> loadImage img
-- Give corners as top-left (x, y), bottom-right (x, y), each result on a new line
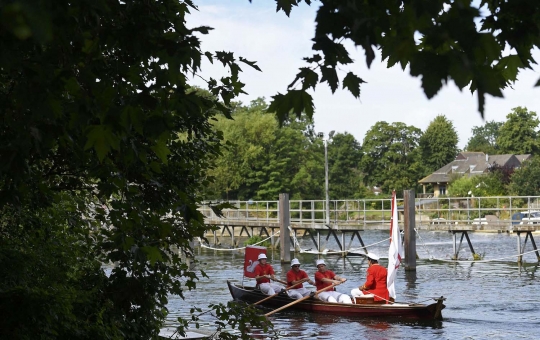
top-left (487, 163), bottom-right (515, 186)
top-left (419, 115), bottom-right (459, 173)
top-left (267, 0), bottom-right (540, 120)
top-left (0, 1), bottom-right (269, 338)
top-left (243, 236), bottom-right (271, 248)
top-left (447, 176), bottom-right (476, 197)
top-left (205, 98), bottom-right (324, 200)
top-left (448, 172), bottom-right (506, 197)
top-left (497, 107), bottom-right (540, 155)
top-left (465, 120), bottom-right (503, 154)
top-left (206, 99), bottom-right (281, 200)
top-left (327, 132), bottom-right (363, 199)
top-left (360, 122), bottom-right (423, 194)
top-left (189, 302), bottom-right (274, 340)
top-left (508, 156), bottom-right (540, 196)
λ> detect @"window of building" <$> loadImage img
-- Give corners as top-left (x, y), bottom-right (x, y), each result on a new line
top-left (439, 185), bottom-right (447, 195)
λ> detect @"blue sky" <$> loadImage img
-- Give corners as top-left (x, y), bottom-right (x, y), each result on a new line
top-left (187, 1), bottom-right (540, 149)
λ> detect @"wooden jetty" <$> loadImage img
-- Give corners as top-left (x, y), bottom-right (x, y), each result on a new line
top-left (200, 193), bottom-right (540, 263)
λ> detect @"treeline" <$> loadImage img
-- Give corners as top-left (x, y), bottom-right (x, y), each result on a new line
top-left (203, 101), bottom-right (540, 200)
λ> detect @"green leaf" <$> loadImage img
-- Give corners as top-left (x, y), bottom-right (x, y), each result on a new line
top-left (303, 54), bottom-right (322, 63)
top-left (239, 57), bottom-right (262, 72)
top-left (151, 139), bottom-right (172, 164)
top-left (267, 90), bottom-right (314, 123)
top-left (288, 67), bottom-right (318, 90)
top-left (141, 246), bottom-right (164, 265)
top-left (84, 125), bottom-right (120, 162)
top-left (204, 51), bottom-right (213, 63)
top-left (275, 0), bottom-right (301, 16)
top-left (215, 51), bottom-right (235, 67)
top-left (342, 72), bottom-right (365, 98)
top-left (497, 55), bottom-right (524, 82)
top-left (312, 36), bottom-right (353, 66)
top-left (320, 67), bottom-right (339, 93)
top-left (190, 26), bottom-right (214, 34)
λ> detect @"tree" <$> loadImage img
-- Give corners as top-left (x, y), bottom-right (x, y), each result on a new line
top-left (360, 122), bottom-right (423, 194)
top-left (267, 1), bottom-right (540, 121)
top-left (497, 107), bottom-right (540, 155)
top-left (448, 172), bottom-right (506, 197)
top-left (465, 120), bottom-right (503, 154)
top-left (327, 132), bottom-right (363, 199)
top-left (1, 1), bottom-right (271, 339)
top-left (206, 100), bottom-right (280, 200)
top-left (508, 156), bottom-right (540, 196)
top-left (419, 115), bottom-right (459, 172)
top-left (206, 98), bottom-right (323, 200)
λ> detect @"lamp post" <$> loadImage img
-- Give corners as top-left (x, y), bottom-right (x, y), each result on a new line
top-left (323, 130), bottom-right (335, 226)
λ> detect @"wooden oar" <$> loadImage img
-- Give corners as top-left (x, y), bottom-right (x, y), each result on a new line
top-left (253, 281), bottom-right (305, 306)
top-left (265, 282), bottom-right (340, 317)
top-left (271, 277), bottom-right (288, 285)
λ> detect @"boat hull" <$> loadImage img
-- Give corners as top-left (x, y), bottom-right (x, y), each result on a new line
top-left (227, 281), bottom-right (445, 320)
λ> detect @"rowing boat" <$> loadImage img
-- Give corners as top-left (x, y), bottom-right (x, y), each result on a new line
top-left (227, 280), bottom-right (445, 320)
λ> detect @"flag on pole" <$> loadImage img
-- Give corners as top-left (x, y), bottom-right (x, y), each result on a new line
top-left (387, 190), bottom-right (403, 300)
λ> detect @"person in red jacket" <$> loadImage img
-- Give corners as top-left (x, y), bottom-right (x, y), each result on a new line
top-left (314, 259), bottom-right (352, 303)
top-left (351, 252), bottom-right (390, 302)
top-left (254, 253), bottom-right (284, 295)
top-left (286, 258), bottom-right (315, 299)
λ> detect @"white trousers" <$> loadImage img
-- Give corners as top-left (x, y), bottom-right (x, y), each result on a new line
top-left (287, 287), bottom-right (311, 299)
top-left (351, 288), bottom-right (373, 297)
top-left (259, 282), bottom-right (284, 295)
top-left (318, 291), bottom-right (353, 304)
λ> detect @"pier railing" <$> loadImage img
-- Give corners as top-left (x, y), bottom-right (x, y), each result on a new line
top-left (200, 196), bottom-right (540, 228)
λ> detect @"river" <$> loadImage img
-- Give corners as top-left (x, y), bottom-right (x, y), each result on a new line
top-left (164, 230), bottom-right (539, 339)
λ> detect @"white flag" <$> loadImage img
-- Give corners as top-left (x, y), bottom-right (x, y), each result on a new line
top-left (387, 191), bottom-right (403, 300)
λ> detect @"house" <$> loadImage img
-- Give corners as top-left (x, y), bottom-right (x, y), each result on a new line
top-left (418, 152), bottom-right (531, 197)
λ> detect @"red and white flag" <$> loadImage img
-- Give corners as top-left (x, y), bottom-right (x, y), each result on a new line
top-left (387, 191), bottom-right (403, 300)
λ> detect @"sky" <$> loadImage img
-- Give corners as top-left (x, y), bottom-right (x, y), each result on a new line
top-left (187, 1), bottom-right (540, 149)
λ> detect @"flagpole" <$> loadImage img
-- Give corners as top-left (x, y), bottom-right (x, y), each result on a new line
top-left (387, 191), bottom-right (403, 300)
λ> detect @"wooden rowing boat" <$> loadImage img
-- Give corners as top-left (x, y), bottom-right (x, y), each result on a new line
top-left (227, 280), bottom-right (445, 320)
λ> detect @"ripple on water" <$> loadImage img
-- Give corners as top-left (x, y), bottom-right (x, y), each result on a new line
top-left (164, 232), bottom-right (540, 339)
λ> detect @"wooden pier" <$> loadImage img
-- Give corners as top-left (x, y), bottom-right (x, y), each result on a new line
top-left (201, 193), bottom-right (540, 263)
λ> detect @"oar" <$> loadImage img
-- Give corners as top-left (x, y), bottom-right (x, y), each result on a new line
top-left (252, 280), bottom-right (305, 306)
top-left (265, 282), bottom-right (340, 317)
top-left (271, 277), bottom-right (288, 285)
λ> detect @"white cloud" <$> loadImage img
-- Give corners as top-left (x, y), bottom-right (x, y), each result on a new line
top-left (188, 1), bottom-right (539, 149)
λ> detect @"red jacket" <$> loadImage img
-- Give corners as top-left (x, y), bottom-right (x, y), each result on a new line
top-left (286, 269), bottom-right (308, 288)
top-left (314, 270), bottom-right (336, 291)
top-left (254, 263), bottom-right (275, 284)
top-left (363, 264), bottom-right (389, 301)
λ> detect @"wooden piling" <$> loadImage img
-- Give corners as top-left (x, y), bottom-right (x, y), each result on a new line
top-left (404, 190), bottom-right (417, 271)
top-left (279, 193), bottom-right (291, 263)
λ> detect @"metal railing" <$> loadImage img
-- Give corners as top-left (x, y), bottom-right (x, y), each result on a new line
top-left (200, 196), bottom-right (540, 227)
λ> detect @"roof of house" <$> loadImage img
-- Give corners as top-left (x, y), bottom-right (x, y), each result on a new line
top-left (515, 154), bottom-right (532, 163)
top-left (418, 152), bottom-right (523, 184)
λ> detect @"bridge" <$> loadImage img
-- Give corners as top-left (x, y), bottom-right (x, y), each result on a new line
top-left (199, 195), bottom-right (540, 262)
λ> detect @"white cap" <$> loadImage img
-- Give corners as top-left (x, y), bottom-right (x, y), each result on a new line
top-left (257, 253), bottom-right (267, 260)
top-left (316, 259), bottom-right (326, 266)
top-left (366, 252), bottom-right (380, 261)
top-left (291, 258), bottom-right (301, 267)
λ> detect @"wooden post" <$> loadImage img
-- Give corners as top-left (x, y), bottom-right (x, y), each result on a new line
top-left (403, 190), bottom-right (416, 271)
top-left (279, 193), bottom-right (291, 263)
top-left (517, 232), bottom-right (522, 263)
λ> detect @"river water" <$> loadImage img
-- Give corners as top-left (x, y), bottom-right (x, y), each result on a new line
top-left (164, 230), bottom-right (540, 339)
